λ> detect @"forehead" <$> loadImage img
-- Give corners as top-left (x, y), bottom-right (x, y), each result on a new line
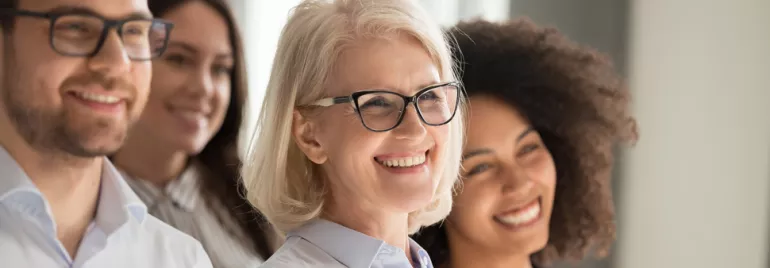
top-left (163, 2), bottom-right (231, 54)
top-left (328, 34), bottom-right (440, 96)
top-left (20, 0), bottom-right (150, 18)
top-left (466, 96), bottom-right (530, 148)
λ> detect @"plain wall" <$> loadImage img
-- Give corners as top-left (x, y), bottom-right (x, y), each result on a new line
top-left (617, 0), bottom-right (770, 267)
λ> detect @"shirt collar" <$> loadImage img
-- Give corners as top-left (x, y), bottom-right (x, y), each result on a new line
top-left (97, 159), bottom-right (148, 231)
top-left (0, 146), bottom-right (148, 235)
top-left (409, 239), bottom-right (433, 268)
top-left (289, 219), bottom-right (434, 268)
top-left (0, 146), bottom-right (38, 201)
top-left (0, 146), bottom-right (50, 235)
top-left (120, 162), bottom-right (202, 212)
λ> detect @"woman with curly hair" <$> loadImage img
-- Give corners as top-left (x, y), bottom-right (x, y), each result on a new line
top-left (412, 18), bottom-right (638, 268)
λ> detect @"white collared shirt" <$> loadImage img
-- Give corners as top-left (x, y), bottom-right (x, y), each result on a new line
top-left (262, 219), bottom-right (433, 268)
top-left (0, 146), bottom-right (213, 268)
top-left (120, 163), bottom-right (268, 268)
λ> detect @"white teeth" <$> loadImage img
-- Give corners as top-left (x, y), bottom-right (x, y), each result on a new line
top-left (377, 154), bottom-right (426, 168)
top-left (75, 92), bottom-right (120, 104)
top-left (495, 202), bottom-right (541, 226)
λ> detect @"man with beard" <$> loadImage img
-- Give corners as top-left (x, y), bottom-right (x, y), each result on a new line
top-left (0, 0), bottom-right (212, 267)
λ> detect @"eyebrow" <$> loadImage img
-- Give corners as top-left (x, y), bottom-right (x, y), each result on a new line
top-left (46, 6), bottom-right (153, 20)
top-left (361, 80), bottom-right (442, 94)
top-left (167, 41), bottom-right (198, 54)
top-left (517, 127), bottom-right (535, 142)
top-left (462, 148), bottom-right (493, 162)
top-left (461, 127), bottom-right (535, 162)
top-left (167, 41), bottom-right (234, 60)
top-left (417, 81), bottom-right (442, 90)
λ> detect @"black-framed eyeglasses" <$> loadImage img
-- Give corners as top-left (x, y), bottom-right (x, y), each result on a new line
top-left (308, 81), bottom-right (461, 132)
top-left (0, 9), bottom-right (173, 61)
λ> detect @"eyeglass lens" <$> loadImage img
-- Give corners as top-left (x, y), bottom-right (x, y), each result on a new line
top-left (355, 84), bottom-right (459, 131)
top-left (51, 14), bottom-right (169, 60)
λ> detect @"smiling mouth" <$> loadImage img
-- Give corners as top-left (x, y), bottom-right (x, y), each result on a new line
top-left (67, 91), bottom-right (127, 114)
top-left (72, 92), bottom-right (122, 104)
top-left (374, 151), bottom-right (429, 168)
top-left (494, 198), bottom-right (542, 228)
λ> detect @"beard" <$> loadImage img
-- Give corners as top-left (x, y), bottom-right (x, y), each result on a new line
top-left (1, 42), bottom-right (135, 158)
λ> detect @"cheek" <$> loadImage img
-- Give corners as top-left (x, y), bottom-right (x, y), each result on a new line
top-left (450, 183), bottom-right (496, 226)
top-left (148, 62), bottom-right (194, 101)
top-left (534, 155), bottom-right (557, 189)
top-left (146, 68), bottom-right (180, 110)
top-left (317, 111), bottom-right (382, 168)
top-left (213, 82), bottom-right (232, 119)
top-left (427, 123), bottom-right (451, 166)
top-left (204, 84), bottom-right (231, 137)
top-left (428, 123), bottom-right (451, 145)
top-left (130, 61), bottom-right (153, 107)
top-left (13, 56), bottom-right (75, 107)
top-left (26, 66), bottom-right (70, 106)
top-left (529, 154), bottom-right (558, 204)
top-left (138, 67), bottom-right (185, 132)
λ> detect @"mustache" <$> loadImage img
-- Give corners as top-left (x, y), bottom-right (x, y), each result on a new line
top-left (61, 74), bottom-right (137, 99)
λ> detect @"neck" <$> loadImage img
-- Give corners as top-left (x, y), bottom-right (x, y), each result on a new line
top-left (0, 126), bottom-right (101, 258)
top-left (445, 224), bottom-right (533, 268)
top-left (448, 256), bottom-right (532, 268)
top-left (111, 134), bottom-right (188, 187)
top-left (324, 192), bottom-right (411, 255)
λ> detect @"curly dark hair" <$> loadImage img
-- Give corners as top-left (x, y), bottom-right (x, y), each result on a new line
top-left (413, 18), bottom-right (638, 267)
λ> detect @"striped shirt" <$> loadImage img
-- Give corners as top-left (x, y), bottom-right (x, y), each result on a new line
top-left (120, 163), bottom-right (271, 268)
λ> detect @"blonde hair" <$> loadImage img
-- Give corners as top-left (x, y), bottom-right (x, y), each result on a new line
top-left (241, 0), bottom-right (464, 235)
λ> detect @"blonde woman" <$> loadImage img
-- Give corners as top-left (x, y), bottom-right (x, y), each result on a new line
top-left (240, 0), bottom-right (464, 267)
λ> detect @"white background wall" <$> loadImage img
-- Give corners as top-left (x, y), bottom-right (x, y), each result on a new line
top-left (228, 0), bottom-right (300, 156)
top-left (418, 0), bottom-right (509, 26)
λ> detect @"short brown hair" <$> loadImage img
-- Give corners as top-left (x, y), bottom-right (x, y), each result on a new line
top-left (413, 18), bottom-right (638, 266)
top-left (0, 0), bottom-right (18, 32)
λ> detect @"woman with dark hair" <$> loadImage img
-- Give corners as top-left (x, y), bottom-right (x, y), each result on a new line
top-left (413, 18), bottom-right (638, 268)
top-left (111, 0), bottom-right (276, 267)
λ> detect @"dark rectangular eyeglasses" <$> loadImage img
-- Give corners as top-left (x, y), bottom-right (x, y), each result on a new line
top-left (0, 8), bottom-right (173, 61)
top-left (308, 81), bottom-right (461, 132)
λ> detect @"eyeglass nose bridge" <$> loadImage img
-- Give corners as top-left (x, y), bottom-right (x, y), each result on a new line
top-left (402, 96), bottom-right (427, 123)
top-left (84, 19), bottom-right (131, 58)
top-left (380, 92), bottom-right (432, 132)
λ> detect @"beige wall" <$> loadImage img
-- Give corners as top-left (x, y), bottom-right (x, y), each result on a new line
top-left (617, 0), bottom-right (770, 267)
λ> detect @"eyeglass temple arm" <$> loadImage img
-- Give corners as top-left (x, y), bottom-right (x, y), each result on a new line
top-left (311, 96), bottom-right (352, 107)
top-left (0, 9), bottom-right (49, 18)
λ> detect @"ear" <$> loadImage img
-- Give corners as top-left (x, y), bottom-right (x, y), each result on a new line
top-left (292, 110), bottom-right (328, 164)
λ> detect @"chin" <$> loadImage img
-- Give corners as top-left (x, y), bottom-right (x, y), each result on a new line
top-left (167, 134), bottom-right (210, 155)
top-left (185, 143), bottom-right (208, 155)
top-left (383, 186), bottom-right (435, 214)
top-left (73, 144), bottom-right (123, 158)
top-left (73, 133), bottom-right (127, 157)
top-left (528, 232), bottom-right (550, 253)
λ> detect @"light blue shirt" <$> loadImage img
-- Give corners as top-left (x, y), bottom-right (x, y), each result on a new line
top-left (261, 219), bottom-right (433, 268)
top-left (0, 146), bottom-right (213, 268)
